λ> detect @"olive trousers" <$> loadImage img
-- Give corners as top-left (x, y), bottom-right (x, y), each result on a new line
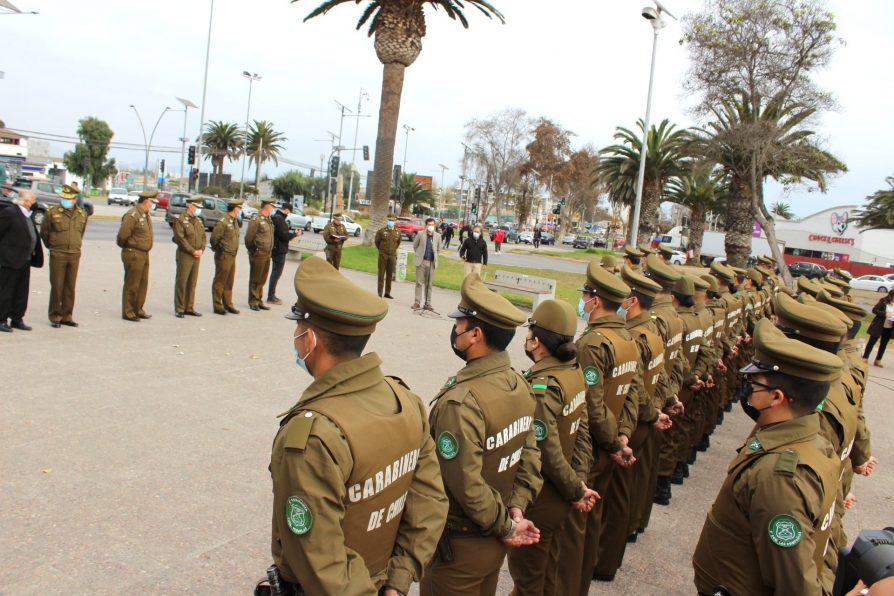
top-left (377, 252), bottom-right (396, 297)
top-left (121, 249), bottom-right (149, 319)
top-left (507, 481), bottom-right (570, 596)
top-left (212, 252), bottom-right (236, 311)
top-left (421, 535), bottom-right (506, 596)
top-left (248, 250), bottom-right (271, 306)
top-left (325, 245), bottom-right (342, 270)
top-left (174, 251), bottom-right (201, 313)
top-left (48, 251), bottom-right (80, 323)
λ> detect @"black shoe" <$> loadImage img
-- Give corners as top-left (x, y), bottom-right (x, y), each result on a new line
top-left (0, 322), bottom-right (12, 332)
top-left (11, 320), bottom-right (31, 331)
top-left (258, 304), bottom-right (270, 311)
top-left (681, 462), bottom-right (690, 478)
top-left (61, 320), bottom-right (78, 327)
top-left (384, 294), bottom-right (393, 299)
top-left (654, 476), bottom-right (672, 506)
top-left (724, 402), bottom-right (733, 412)
top-left (593, 573), bottom-right (615, 582)
top-left (225, 307), bottom-right (240, 314)
top-left (185, 311), bottom-right (202, 317)
top-left (671, 462), bottom-right (687, 485)
top-left (626, 532), bottom-right (638, 544)
top-left (123, 316), bottom-right (140, 322)
top-left (250, 305), bottom-right (260, 311)
top-left (214, 309), bottom-right (227, 315)
top-left (687, 448), bottom-right (698, 465)
top-left (175, 312), bottom-right (185, 318)
top-left (717, 411), bottom-right (725, 425)
top-left (697, 435), bottom-right (710, 452)
top-left (137, 313), bottom-right (152, 320)
top-left (50, 321), bottom-right (62, 328)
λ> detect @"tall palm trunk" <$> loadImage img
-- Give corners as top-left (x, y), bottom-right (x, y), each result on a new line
top-left (724, 172), bottom-right (753, 267)
top-left (366, 62), bottom-right (405, 245)
top-left (688, 205), bottom-right (706, 262)
top-left (638, 178), bottom-right (662, 243)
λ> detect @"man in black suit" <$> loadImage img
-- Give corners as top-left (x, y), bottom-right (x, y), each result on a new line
top-left (0, 190), bottom-right (44, 332)
top-left (266, 202), bottom-right (298, 305)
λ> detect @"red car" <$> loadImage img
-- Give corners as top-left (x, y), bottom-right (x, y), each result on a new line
top-left (155, 191), bottom-right (172, 210)
top-left (395, 217), bottom-right (425, 240)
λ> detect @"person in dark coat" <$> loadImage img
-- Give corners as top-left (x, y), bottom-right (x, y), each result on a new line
top-left (267, 203), bottom-right (299, 305)
top-left (863, 290), bottom-right (894, 366)
top-left (0, 190), bottom-right (44, 332)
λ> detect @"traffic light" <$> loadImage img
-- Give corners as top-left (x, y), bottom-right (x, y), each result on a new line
top-left (552, 206), bottom-right (561, 215)
top-left (310, 168), bottom-right (315, 178)
top-left (159, 159), bottom-right (166, 174)
top-left (471, 205), bottom-right (478, 215)
top-left (187, 146), bottom-right (196, 165)
top-left (475, 186), bottom-right (481, 201)
top-left (559, 197), bottom-right (566, 206)
top-left (487, 184), bottom-right (494, 194)
top-left (362, 145), bottom-right (369, 161)
top-left (329, 155), bottom-right (340, 178)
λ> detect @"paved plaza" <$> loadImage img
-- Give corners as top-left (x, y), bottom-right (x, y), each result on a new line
top-left (2, 228), bottom-right (892, 595)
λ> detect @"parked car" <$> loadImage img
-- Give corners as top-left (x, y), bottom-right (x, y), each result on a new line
top-left (572, 235), bottom-right (593, 249)
top-left (540, 232), bottom-right (555, 246)
top-left (849, 275), bottom-right (894, 293)
top-left (395, 217), bottom-right (426, 240)
top-left (108, 187), bottom-right (130, 205)
top-left (10, 178), bottom-right (95, 215)
top-left (883, 274), bottom-right (894, 283)
top-left (311, 214), bottom-right (362, 236)
top-left (788, 261), bottom-right (828, 279)
top-left (155, 191), bottom-right (172, 210)
top-left (667, 250), bottom-right (687, 265)
top-left (165, 193), bottom-right (228, 231)
top-left (592, 236), bottom-right (607, 248)
top-left (561, 233), bottom-right (576, 245)
top-left (125, 191), bottom-right (142, 207)
top-left (241, 204), bottom-right (258, 220)
top-left (286, 209), bottom-right (312, 231)
top-left (517, 230), bottom-right (534, 244)
top-left (490, 224), bottom-right (511, 241)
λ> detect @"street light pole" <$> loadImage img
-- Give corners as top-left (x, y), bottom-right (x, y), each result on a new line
top-left (630, 2), bottom-right (673, 246)
top-left (195, 0), bottom-right (215, 193)
top-left (130, 105), bottom-right (171, 189)
top-left (239, 71), bottom-right (261, 199)
top-left (334, 101), bottom-right (353, 212)
top-left (176, 97), bottom-right (197, 191)
top-left (401, 124), bottom-right (415, 172)
top-left (346, 89), bottom-right (368, 212)
top-left (437, 163), bottom-right (449, 219)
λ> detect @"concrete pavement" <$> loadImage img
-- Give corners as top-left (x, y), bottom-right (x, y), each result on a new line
top-left (1, 234), bottom-right (892, 595)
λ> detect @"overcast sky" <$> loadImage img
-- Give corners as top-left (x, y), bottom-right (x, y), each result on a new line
top-left (2, 0), bottom-right (892, 217)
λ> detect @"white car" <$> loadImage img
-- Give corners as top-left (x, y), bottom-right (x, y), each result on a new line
top-left (124, 191), bottom-right (141, 206)
top-left (311, 213), bottom-right (362, 237)
top-left (108, 187), bottom-right (129, 205)
top-left (849, 275), bottom-right (894, 293)
top-left (241, 205), bottom-right (258, 220)
top-left (286, 209), bottom-right (312, 231)
top-left (561, 233), bottom-right (576, 245)
top-left (517, 231), bottom-right (534, 244)
top-left (668, 250), bottom-right (687, 265)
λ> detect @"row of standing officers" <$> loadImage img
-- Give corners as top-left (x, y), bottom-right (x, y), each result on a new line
top-left (259, 240), bottom-right (876, 595)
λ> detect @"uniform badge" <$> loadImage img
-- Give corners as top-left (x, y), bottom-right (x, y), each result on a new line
top-left (443, 376), bottom-right (457, 389)
top-left (285, 496), bottom-right (313, 535)
top-left (533, 419), bottom-right (548, 442)
top-left (583, 367), bottom-right (600, 386)
top-left (437, 431), bottom-right (459, 460)
top-left (748, 438), bottom-right (763, 452)
top-left (767, 514), bottom-right (802, 548)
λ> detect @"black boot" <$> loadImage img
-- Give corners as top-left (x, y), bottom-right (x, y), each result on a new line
top-left (654, 476), bottom-right (671, 506)
top-left (697, 434), bottom-right (711, 452)
top-left (687, 448), bottom-right (698, 465)
top-left (716, 410), bottom-right (725, 425)
top-left (670, 462), bottom-right (686, 485)
top-left (724, 401), bottom-right (733, 412)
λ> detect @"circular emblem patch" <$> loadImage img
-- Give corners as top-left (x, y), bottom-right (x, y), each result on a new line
top-left (748, 438), bottom-right (763, 452)
top-left (533, 419), bottom-right (548, 442)
top-left (437, 431), bottom-right (459, 460)
top-left (584, 367), bottom-right (600, 386)
top-left (286, 496), bottom-right (313, 536)
top-left (768, 514), bottom-right (802, 548)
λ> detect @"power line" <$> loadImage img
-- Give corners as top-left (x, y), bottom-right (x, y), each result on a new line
top-left (7, 128), bottom-right (184, 153)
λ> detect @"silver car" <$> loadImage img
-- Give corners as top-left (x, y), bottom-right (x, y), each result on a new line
top-left (286, 209), bottom-right (312, 231)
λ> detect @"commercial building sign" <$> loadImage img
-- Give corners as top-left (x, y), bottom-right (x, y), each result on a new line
top-left (807, 209), bottom-right (855, 246)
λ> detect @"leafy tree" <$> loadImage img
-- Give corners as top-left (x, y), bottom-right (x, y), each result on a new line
top-left (770, 201), bottom-right (794, 220)
top-left (391, 172), bottom-right (433, 215)
top-left (596, 119), bottom-right (689, 244)
top-left (246, 120), bottom-right (286, 187)
top-left (271, 170), bottom-right (328, 203)
top-left (666, 163), bottom-right (728, 261)
top-left (557, 147), bottom-right (601, 234)
top-left (292, 0), bottom-right (504, 245)
top-left (853, 176), bottom-right (894, 231)
top-left (63, 117), bottom-right (117, 190)
top-left (201, 121), bottom-right (243, 187)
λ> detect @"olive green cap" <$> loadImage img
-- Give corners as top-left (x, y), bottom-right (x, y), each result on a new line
top-left (773, 292), bottom-right (847, 342)
top-left (825, 276), bottom-right (851, 292)
top-left (833, 268), bottom-right (853, 281)
top-left (624, 244), bottom-right (644, 258)
top-left (796, 276), bottom-right (822, 297)
top-left (60, 185), bottom-right (79, 200)
top-left (227, 198), bottom-right (244, 208)
top-left (288, 256), bottom-right (387, 336)
top-left (138, 190), bottom-right (158, 201)
top-left (817, 279), bottom-right (845, 297)
top-left (333, 212), bottom-right (343, 218)
top-left (186, 196), bottom-right (203, 204)
top-left (805, 297), bottom-right (854, 330)
top-left (260, 197), bottom-right (277, 205)
top-left (673, 275), bottom-right (695, 297)
top-left (600, 254), bottom-right (619, 272)
top-left (638, 242), bottom-right (655, 255)
top-left (710, 260), bottom-right (735, 283)
top-left (757, 255), bottom-right (776, 266)
top-left (579, 260), bottom-right (631, 302)
top-left (656, 242), bottom-right (675, 257)
top-left (526, 299), bottom-right (577, 337)
top-left (645, 253), bottom-right (681, 289)
top-left (700, 274), bottom-right (720, 293)
top-left (620, 264), bottom-right (662, 298)
top-left (746, 268), bottom-right (762, 285)
top-left (741, 319), bottom-right (843, 382)
top-left (816, 289), bottom-right (867, 322)
top-left (755, 267), bottom-right (770, 279)
top-left (688, 273), bottom-right (710, 291)
top-left (731, 265), bottom-right (747, 278)
top-left (449, 273), bottom-right (526, 330)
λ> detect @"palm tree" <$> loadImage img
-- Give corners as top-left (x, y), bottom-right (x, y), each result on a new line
top-left (595, 119), bottom-right (689, 244)
top-left (201, 121), bottom-right (243, 187)
top-left (853, 176), bottom-right (894, 231)
top-left (246, 120), bottom-right (286, 189)
top-left (770, 201), bottom-right (794, 220)
top-left (666, 163), bottom-right (728, 262)
top-left (292, 0), bottom-right (504, 244)
top-left (391, 172), bottom-right (433, 215)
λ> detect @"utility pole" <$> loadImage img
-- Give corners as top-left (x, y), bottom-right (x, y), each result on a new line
top-left (194, 0), bottom-right (215, 193)
top-left (334, 101), bottom-right (352, 213)
top-left (239, 71), bottom-right (262, 199)
top-left (437, 163), bottom-right (449, 219)
top-left (346, 89), bottom-right (369, 212)
top-left (175, 97), bottom-right (197, 191)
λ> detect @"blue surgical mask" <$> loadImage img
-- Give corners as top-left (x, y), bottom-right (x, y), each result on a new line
top-left (616, 306), bottom-right (629, 318)
top-left (386, 220), bottom-right (395, 229)
top-left (578, 295), bottom-right (595, 321)
top-left (194, 208), bottom-right (202, 217)
top-left (292, 329), bottom-right (316, 376)
top-left (237, 211), bottom-right (244, 221)
top-left (60, 199), bottom-right (74, 209)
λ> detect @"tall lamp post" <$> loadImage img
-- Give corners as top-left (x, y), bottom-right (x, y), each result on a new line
top-left (130, 105), bottom-right (171, 190)
top-left (401, 124), bottom-right (415, 172)
top-left (346, 89), bottom-right (369, 212)
top-left (194, 0), bottom-right (215, 193)
top-left (629, 1), bottom-right (675, 246)
top-left (239, 71), bottom-right (262, 199)
top-left (437, 163), bottom-right (449, 219)
top-left (175, 97), bottom-right (197, 191)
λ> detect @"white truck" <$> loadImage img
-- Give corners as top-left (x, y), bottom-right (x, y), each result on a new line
top-left (659, 226), bottom-right (784, 265)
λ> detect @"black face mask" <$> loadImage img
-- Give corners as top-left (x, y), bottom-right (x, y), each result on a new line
top-left (450, 325), bottom-right (472, 361)
top-left (738, 382), bottom-right (772, 422)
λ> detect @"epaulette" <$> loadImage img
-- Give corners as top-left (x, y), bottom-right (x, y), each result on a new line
top-left (439, 379), bottom-right (471, 404)
top-left (530, 376), bottom-right (551, 397)
top-left (774, 449), bottom-right (800, 477)
top-left (283, 411), bottom-right (317, 452)
top-left (385, 375), bottom-right (411, 391)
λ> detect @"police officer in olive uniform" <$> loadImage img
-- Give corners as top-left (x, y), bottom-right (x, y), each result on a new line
top-left (116, 190), bottom-right (156, 322)
top-left (210, 199), bottom-right (243, 315)
top-left (692, 319), bottom-right (842, 596)
top-left (323, 213), bottom-right (348, 270)
top-left (637, 243), bottom-right (654, 272)
top-left (555, 262), bottom-right (639, 596)
top-left (245, 198), bottom-right (276, 311)
top-left (172, 197), bottom-right (205, 318)
top-left (40, 184), bottom-right (88, 327)
top-left (622, 244), bottom-right (644, 271)
top-left (600, 254), bottom-right (620, 275)
top-left (508, 300), bottom-right (598, 596)
top-left (423, 274), bottom-right (543, 596)
top-left (263, 256), bottom-right (448, 596)
top-left (374, 216), bottom-right (402, 298)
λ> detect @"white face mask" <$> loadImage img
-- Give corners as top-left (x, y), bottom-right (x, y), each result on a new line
top-left (427, 225), bottom-right (435, 233)
top-left (473, 232), bottom-right (481, 239)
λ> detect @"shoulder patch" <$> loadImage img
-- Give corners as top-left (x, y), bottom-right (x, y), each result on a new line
top-left (583, 366), bottom-right (600, 386)
top-left (283, 412), bottom-right (315, 451)
top-left (747, 437), bottom-right (763, 452)
top-left (442, 376), bottom-right (457, 390)
top-left (533, 419), bottom-right (548, 442)
top-left (768, 514), bottom-right (802, 548)
top-left (774, 449), bottom-right (800, 477)
top-left (286, 496), bottom-right (313, 535)
top-left (436, 431), bottom-right (459, 460)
